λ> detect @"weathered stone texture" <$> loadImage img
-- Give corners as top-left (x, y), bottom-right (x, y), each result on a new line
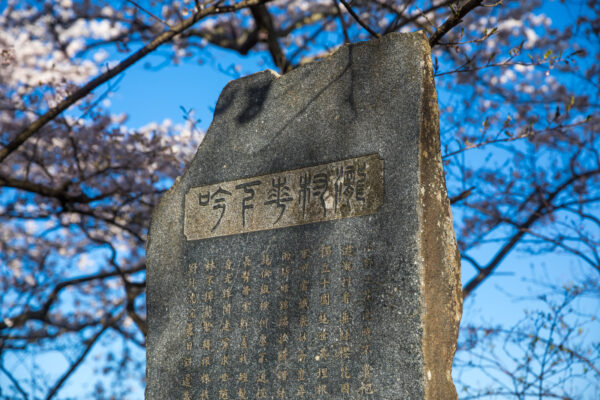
top-left (146, 32), bottom-right (462, 400)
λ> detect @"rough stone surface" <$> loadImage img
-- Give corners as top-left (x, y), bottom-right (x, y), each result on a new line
top-left (146, 32), bottom-right (462, 400)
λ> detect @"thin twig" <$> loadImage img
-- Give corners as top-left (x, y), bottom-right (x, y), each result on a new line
top-left (0, 363), bottom-right (28, 400)
top-left (450, 186), bottom-right (475, 204)
top-left (339, 0), bottom-right (380, 38)
top-left (45, 316), bottom-right (118, 400)
top-left (332, 0), bottom-right (350, 43)
top-left (125, 0), bottom-right (171, 28)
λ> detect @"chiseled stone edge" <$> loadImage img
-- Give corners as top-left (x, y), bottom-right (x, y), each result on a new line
top-left (416, 35), bottom-right (463, 400)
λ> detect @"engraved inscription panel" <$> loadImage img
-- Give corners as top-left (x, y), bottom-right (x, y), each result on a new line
top-left (184, 154), bottom-right (384, 240)
top-left (182, 242), bottom-right (379, 399)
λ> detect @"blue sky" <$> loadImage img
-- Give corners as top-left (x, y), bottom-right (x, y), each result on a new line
top-left (3, 1), bottom-right (598, 398)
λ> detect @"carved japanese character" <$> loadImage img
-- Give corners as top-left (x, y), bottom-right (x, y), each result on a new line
top-left (279, 315), bottom-right (288, 327)
top-left (205, 259), bottom-right (216, 271)
top-left (318, 330), bottom-right (328, 341)
top-left (334, 166), bottom-right (344, 213)
top-left (199, 187), bottom-right (232, 231)
top-left (256, 370), bottom-right (268, 384)
top-left (318, 367), bottom-right (328, 379)
top-left (264, 176), bottom-right (292, 224)
top-left (317, 384), bottom-right (328, 395)
top-left (256, 388), bottom-right (267, 399)
top-left (299, 315), bottom-right (308, 327)
top-left (341, 243), bottom-right (355, 257)
top-left (340, 382), bottom-right (350, 395)
top-left (318, 346), bottom-right (329, 360)
top-left (298, 348), bottom-right (307, 361)
top-left (312, 172), bottom-right (328, 217)
top-left (338, 345), bottom-right (350, 359)
top-left (181, 373), bottom-right (192, 388)
top-left (362, 362), bottom-right (372, 379)
top-left (358, 382), bottom-right (374, 395)
top-left (218, 388), bottom-right (228, 399)
top-left (188, 263), bottom-right (198, 274)
top-left (235, 180), bottom-right (261, 227)
top-left (340, 365), bottom-right (351, 379)
top-left (297, 368), bottom-right (307, 381)
top-left (276, 387), bottom-right (286, 398)
top-left (339, 328), bottom-right (350, 341)
top-left (277, 370), bottom-right (287, 382)
top-left (298, 172), bottom-right (311, 218)
top-left (296, 385), bottom-right (306, 397)
top-left (279, 300), bottom-right (289, 310)
top-left (340, 310), bottom-right (351, 324)
top-left (319, 313), bottom-right (329, 325)
top-left (200, 374), bottom-right (211, 385)
top-left (356, 162), bottom-right (367, 202)
top-left (278, 333), bottom-right (289, 344)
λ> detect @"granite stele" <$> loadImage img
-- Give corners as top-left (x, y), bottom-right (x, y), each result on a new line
top-left (146, 32), bottom-right (462, 400)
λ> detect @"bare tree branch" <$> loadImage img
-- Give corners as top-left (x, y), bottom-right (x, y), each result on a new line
top-left (125, 0), bottom-right (171, 28)
top-left (450, 186), bottom-right (475, 204)
top-left (332, 0), bottom-right (350, 43)
top-left (0, 363), bottom-right (28, 400)
top-left (45, 315), bottom-right (118, 400)
top-left (462, 167), bottom-right (600, 297)
top-left (0, 264), bottom-right (145, 331)
top-left (250, 3), bottom-right (290, 72)
top-left (429, 0), bottom-right (485, 47)
top-left (339, 0), bottom-right (381, 38)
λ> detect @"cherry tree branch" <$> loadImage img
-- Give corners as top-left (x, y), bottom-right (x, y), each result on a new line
top-left (339, 0), bottom-right (381, 38)
top-left (0, 264), bottom-right (145, 331)
top-left (250, 3), bottom-right (290, 72)
top-left (332, 0), bottom-right (350, 43)
top-left (378, 0), bottom-right (459, 34)
top-left (429, 0), bottom-right (485, 47)
top-left (45, 313), bottom-right (121, 400)
top-left (0, 363), bottom-right (28, 400)
top-left (0, 0), bottom-right (274, 165)
top-left (462, 167), bottom-right (600, 297)
top-left (450, 186), bottom-right (475, 204)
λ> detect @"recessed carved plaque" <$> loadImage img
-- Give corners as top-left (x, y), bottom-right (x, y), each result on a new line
top-left (184, 154), bottom-right (384, 240)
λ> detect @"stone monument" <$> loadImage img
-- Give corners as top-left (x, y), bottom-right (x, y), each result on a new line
top-left (146, 32), bottom-right (462, 400)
